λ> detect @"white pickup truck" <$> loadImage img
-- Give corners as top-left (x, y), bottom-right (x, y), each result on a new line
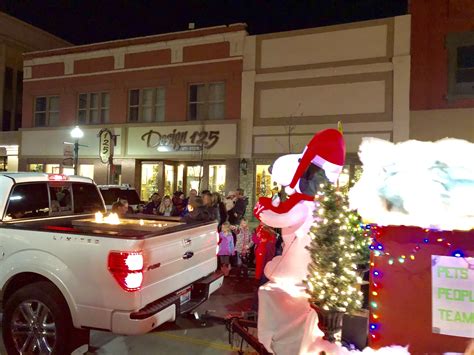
top-left (0, 172), bottom-right (223, 354)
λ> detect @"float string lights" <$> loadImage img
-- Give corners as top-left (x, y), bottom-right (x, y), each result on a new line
top-left (365, 225), bottom-right (469, 343)
top-left (366, 225), bottom-right (468, 265)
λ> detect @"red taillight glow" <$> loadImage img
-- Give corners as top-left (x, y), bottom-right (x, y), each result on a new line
top-left (48, 174), bottom-right (69, 181)
top-left (108, 251), bottom-right (144, 292)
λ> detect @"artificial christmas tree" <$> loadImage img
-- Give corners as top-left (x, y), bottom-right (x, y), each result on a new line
top-left (305, 179), bottom-right (364, 342)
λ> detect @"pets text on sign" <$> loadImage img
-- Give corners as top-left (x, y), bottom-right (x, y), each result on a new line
top-left (432, 255), bottom-right (474, 338)
top-left (98, 128), bottom-right (114, 164)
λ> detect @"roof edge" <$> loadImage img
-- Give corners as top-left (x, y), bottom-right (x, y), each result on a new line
top-left (0, 11), bottom-right (72, 47)
top-left (24, 23), bottom-right (247, 60)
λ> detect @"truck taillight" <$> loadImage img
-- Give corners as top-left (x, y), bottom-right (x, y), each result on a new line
top-left (108, 251), bottom-right (144, 292)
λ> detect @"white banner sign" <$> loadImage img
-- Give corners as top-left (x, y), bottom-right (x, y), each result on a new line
top-left (432, 255), bottom-right (474, 338)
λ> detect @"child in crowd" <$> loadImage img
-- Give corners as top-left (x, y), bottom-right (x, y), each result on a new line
top-left (253, 224), bottom-right (277, 282)
top-left (218, 222), bottom-right (235, 276)
top-left (233, 218), bottom-right (252, 278)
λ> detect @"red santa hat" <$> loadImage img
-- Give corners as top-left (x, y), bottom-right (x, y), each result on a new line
top-left (289, 128), bottom-right (345, 188)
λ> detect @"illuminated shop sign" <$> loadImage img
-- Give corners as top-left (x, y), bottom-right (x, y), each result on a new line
top-left (141, 129), bottom-right (220, 151)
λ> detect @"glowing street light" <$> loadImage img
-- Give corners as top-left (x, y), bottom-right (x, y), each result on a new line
top-left (70, 126), bottom-right (84, 175)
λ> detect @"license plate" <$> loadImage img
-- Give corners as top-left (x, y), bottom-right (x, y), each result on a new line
top-left (179, 289), bottom-right (191, 305)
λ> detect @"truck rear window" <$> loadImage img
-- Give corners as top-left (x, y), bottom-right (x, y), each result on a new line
top-left (5, 183), bottom-right (49, 220)
top-left (73, 183), bottom-right (105, 214)
top-left (100, 188), bottom-right (141, 205)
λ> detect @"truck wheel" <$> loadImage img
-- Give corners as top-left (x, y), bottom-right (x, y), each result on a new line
top-left (2, 281), bottom-right (75, 355)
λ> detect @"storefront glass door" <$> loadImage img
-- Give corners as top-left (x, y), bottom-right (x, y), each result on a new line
top-left (209, 165), bottom-right (226, 194)
top-left (164, 164), bottom-right (175, 197)
top-left (141, 163), bottom-right (160, 201)
top-left (186, 165), bottom-right (202, 194)
top-left (256, 165), bottom-right (281, 200)
top-left (177, 164), bottom-right (184, 192)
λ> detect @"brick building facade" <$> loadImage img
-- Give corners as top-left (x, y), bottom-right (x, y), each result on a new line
top-left (20, 24), bottom-right (246, 199)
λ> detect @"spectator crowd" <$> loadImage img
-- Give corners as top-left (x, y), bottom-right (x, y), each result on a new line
top-left (112, 187), bottom-right (282, 286)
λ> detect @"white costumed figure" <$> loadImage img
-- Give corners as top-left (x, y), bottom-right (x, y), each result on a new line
top-left (254, 128), bottom-right (346, 285)
top-left (253, 129), bottom-right (346, 354)
top-left (254, 130), bottom-right (410, 355)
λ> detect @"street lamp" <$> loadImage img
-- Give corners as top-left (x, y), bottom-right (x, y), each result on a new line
top-left (70, 126), bottom-right (84, 175)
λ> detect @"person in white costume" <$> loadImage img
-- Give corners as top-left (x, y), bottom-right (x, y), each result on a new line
top-left (253, 129), bottom-right (410, 355)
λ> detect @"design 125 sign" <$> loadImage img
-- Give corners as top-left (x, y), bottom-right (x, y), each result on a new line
top-left (98, 128), bottom-right (114, 164)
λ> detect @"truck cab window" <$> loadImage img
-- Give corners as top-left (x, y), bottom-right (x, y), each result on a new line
top-left (73, 182), bottom-right (105, 214)
top-left (5, 183), bottom-right (49, 220)
top-left (49, 184), bottom-right (73, 214)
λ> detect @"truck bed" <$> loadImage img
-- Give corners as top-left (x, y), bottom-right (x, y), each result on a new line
top-left (0, 214), bottom-right (215, 240)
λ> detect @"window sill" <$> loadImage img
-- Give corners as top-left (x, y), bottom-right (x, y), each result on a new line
top-left (445, 93), bottom-right (474, 103)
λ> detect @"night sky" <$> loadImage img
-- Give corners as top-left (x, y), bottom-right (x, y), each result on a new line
top-left (1, 0), bottom-right (408, 45)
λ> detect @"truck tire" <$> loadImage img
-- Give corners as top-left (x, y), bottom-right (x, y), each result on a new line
top-left (2, 281), bottom-right (77, 355)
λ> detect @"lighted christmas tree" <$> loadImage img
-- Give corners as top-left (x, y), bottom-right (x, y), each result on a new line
top-left (340, 167), bottom-right (371, 267)
top-left (305, 180), bottom-right (364, 313)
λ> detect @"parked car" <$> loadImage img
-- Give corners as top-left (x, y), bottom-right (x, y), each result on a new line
top-left (0, 173), bottom-right (223, 354)
top-left (98, 184), bottom-right (143, 212)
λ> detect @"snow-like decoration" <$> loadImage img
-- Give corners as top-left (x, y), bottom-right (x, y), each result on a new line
top-left (349, 137), bottom-right (474, 231)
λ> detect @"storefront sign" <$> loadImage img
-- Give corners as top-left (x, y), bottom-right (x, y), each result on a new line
top-left (141, 129), bottom-right (220, 151)
top-left (432, 255), bottom-right (474, 338)
top-left (98, 128), bottom-right (114, 164)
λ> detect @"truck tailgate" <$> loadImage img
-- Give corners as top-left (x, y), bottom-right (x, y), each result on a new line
top-left (140, 222), bottom-right (218, 307)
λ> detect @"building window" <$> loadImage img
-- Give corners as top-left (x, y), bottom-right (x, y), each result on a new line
top-left (186, 165), bottom-right (203, 193)
top-left (255, 165), bottom-right (281, 201)
top-left (4, 67), bottom-right (13, 90)
top-left (188, 82), bottom-right (225, 120)
top-left (0, 156), bottom-right (7, 171)
top-left (446, 31), bottom-right (474, 100)
top-left (34, 96), bottom-right (59, 127)
top-left (28, 163), bottom-right (44, 172)
top-left (15, 71), bottom-right (23, 131)
top-left (79, 164), bottom-right (94, 179)
top-left (209, 165), bottom-right (226, 194)
top-left (45, 164), bottom-right (60, 174)
top-left (141, 163), bottom-right (160, 200)
top-left (78, 92), bottom-right (109, 125)
top-left (128, 88), bottom-right (165, 122)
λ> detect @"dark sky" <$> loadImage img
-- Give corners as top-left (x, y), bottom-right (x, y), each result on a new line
top-left (1, 0), bottom-right (408, 45)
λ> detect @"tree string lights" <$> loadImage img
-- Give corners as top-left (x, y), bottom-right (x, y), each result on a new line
top-left (305, 180), bottom-right (364, 313)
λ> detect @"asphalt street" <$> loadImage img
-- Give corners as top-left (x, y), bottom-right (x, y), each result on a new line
top-left (0, 275), bottom-right (257, 355)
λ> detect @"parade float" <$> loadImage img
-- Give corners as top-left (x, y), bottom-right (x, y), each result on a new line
top-left (228, 125), bottom-right (474, 354)
top-left (349, 137), bottom-right (474, 354)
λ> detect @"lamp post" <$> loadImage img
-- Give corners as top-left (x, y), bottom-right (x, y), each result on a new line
top-left (70, 126), bottom-right (84, 175)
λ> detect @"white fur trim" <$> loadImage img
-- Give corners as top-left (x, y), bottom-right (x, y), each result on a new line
top-left (312, 154), bottom-right (343, 182)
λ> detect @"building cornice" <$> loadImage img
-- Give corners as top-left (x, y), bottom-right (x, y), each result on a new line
top-left (24, 23), bottom-right (247, 60)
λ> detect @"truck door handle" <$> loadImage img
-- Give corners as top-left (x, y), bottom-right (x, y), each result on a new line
top-left (183, 251), bottom-right (194, 260)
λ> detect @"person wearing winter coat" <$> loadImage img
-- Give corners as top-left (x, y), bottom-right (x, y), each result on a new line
top-left (158, 195), bottom-right (177, 216)
top-left (183, 196), bottom-right (214, 223)
top-left (172, 191), bottom-right (187, 217)
top-left (233, 218), bottom-right (252, 277)
top-left (228, 188), bottom-right (248, 225)
top-left (253, 224), bottom-right (277, 281)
